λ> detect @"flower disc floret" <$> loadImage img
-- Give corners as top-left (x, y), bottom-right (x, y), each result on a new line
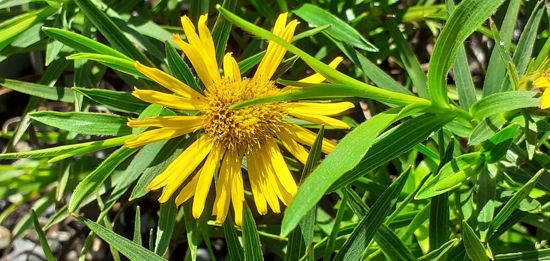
top-left (202, 78), bottom-right (284, 151)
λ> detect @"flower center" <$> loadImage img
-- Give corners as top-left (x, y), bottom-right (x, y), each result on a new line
top-left (201, 78), bottom-right (284, 151)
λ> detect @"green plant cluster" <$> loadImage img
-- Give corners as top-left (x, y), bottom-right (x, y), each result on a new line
top-left (1, 0), bottom-right (550, 260)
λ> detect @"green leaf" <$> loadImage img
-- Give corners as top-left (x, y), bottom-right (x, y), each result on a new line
top-left (293, 4), bottom-right (376, 52)
top-left (386, 19), bottom-right (428, 98)
top-left (218, 6), bottom-right (427, 107)
top-left (77, 216), bottom-right (168, 261)
top-left (333, 168), bottom-right (411, 261)
top-left (30, 111), bottom-right (132, 136)
top-left (69, 147), bottom-right (138, 212)
top-left (31, 210), bottom-right (56, 261)
top-left (480, 124), bottom-right (518, 163)
top-left (329, 113), bottom-right (456, 192)
top-left (73, 0), bottom-right (151, 64)
top-left (462, 221), bottom-right (488, 261)
top-left (134, 206), bottom-right (142, 245)
top-left (243, 207), bottom-right (263, 261)
top-left (494, 249), bottom-right (550, 261)
top-left (446, 0), bottom-right (476, 110)
top-left (75, 88), bottom-right (149, 114)
top-left (469, 115), bottom-right (506, 145)
top-left (489, 169), bottom-right (545, 234)
top-left (343, 187), bottom-right (415, 261)
top-left (211, 0), bottom-right (237, 63)
top-left (470, 91), bottom-right (540, 120)
top-left (416, 152), bottom-right (484, 199)
top-left (510, 1), bottom-right (544, 77)
top-left (286, 126), bottom-right (325, 261)
top-left (222, 217), bottom-right (244, 261)
top-left (67, 53), bottom-right (142, 78)
top-left (0, 77), bottom-right (75, 103)
top-left (231, 83), bottom-right (428, 110)
top-left (418, 239), bottom-right (459, 261)
top-left (165, 42), bottom-right (200, 92)
top-left (482, 0), bottom-right (521, 96)
top-left (155, 200), bottom-right (177, 257)
top-left (0, 6), bottom-right (57, 51)
top-left (42, 27), bottom-right (131, 59)
top-left (0, 135), bottom-right (131, 160)
top-left (281, 108), bottom-right (402, 236)
top-left (98, 140), bottom-right (169, 223)
top-left (427, 0), bottom-right (506, 107)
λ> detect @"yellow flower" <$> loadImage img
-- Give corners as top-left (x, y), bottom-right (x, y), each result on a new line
top-left (125, 13), bottom-right (354, 225)
top-left (533, 76), bottom-right (550, 109)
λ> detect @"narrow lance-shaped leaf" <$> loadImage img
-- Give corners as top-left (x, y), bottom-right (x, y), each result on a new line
top-left (67, 53), bottom-right (143, 78)
top-left (42, 27), bottom-right (131, 60)
top-left (488, 169), bottom-right (545, 235)
top-left (73, 0), bottom-right (151, 64)
top-left (0, 135), bottom-right (131, 160)
top-left (223, 216), bottom-right (244, 261)
top-left (462, 221), bottom-right (489, 261)
top-left (242, 206), bottom-right (263, 261)
top-left (0, 77), bottom-right (75, 103)
top-left (469, 91), bottom-right (540, 120)
top-left (329, 112), bottom-right (456, 192)
top-left (334, 168), bottom-right (411, 261)
top-left (293, 4), bottom-right (377, 52)
top-left (281, 108), bottom-right (402, 235)
top-left (76, 216), bottom-right (168, 261)
top-left (30, 111), bottom-right (132, 136)
top-left (69, 147), bottom-right (138, 213)
top-left (427, 0), bottom-right (506, 107)
top-left (155, 199), bottom-right (177, 257)
top-left (31, 210), bottom-right (56, 261)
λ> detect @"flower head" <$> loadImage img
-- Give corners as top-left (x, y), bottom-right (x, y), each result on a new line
top-left (125, 13), bottom-right (354, 225)
top-left (533, 75), bottom-right (550, 109)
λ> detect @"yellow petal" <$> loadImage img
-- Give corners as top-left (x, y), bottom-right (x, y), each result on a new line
top-left (135, 62), bottom-right (203, 99)
top-left (127, 116), bottom-right (203, 128)
top-left (282, 124), bottom-right (336, 154)
top-left (175, 173), bottom-right (200, 206)
top-left (223, 52), bottom-right (241, 81)
top-left (287, 111), bottom-right (351, 129)
top-left (299, 56), bottom-right (343, 83)
top-left (264, 138), bottom-right (297, 197)
top-left (249, 148), bottom-right (281, 213)
top-left (198, 15), bottom-right (219, 72)
top-left (193, 143), bottom-right (225, 219)
top-left (542, 88), bottom-right (550, 109)
top-left (534, 76), bottom-right (550, 89)
top-left (125, 127), bottom-right (197, 148)
top-left (132, 88), bottom-right (204, 110)
top-left (147, 136), bottom-right (213, 200)
top-left (214, 150), bottom-right (242, 224)
top-left (277, 130), bottom-right (309, 164)
top-left (254, 14), bottom-right (299, 81)
top-left (179, 15), bottom-right (220, 86)
top-left (174, 34), bottom-right (217, 89)
top-left (229, 152), bottom-right (245, 226)
top-left (282, 102), bottom-right (355, 116)
top-left (246, 151), bottom-right (268, 215)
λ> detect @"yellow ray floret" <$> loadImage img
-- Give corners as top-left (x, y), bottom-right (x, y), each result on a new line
top-left (223, 52), bottom-right (241, 81)
top-left (135, 62), bottom-right (203, 99)
top-left (132, 88), bottom-right (204, 110)
top-left (175, 15), bottom-right (221, 88)
top-left (534, 76), bottom-right (550, 109)
top-left (254, 13), bottom-right (299, 81)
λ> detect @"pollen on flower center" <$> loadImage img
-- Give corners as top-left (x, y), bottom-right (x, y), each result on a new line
top-left (201, 78), bottom-right (284, 151)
